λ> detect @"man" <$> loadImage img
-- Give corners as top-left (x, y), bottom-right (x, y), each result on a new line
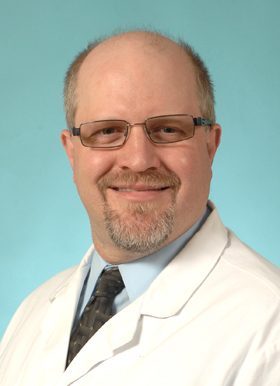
top-left (0, 30), bottom-right (279, 385)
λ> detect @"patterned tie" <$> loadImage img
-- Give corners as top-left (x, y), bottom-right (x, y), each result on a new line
top-left (66, 267), bottom-right (125, 367)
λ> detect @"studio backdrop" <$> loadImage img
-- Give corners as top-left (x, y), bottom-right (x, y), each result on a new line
top-left (0, 0), bottom-right (279, 336)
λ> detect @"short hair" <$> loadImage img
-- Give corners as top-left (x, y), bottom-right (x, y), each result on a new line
top-left (64, 31), bottom-right (215, 128)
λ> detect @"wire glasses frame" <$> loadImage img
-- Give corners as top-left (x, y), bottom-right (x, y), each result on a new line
top-left (69, 114), bottom-right (213, 149)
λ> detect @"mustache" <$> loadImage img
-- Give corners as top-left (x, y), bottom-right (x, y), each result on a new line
top-left (98, 170), bottom-right (181, 193)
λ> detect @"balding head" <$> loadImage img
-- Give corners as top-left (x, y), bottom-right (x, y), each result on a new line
top-left (64, 30), bottom-right (215, 128)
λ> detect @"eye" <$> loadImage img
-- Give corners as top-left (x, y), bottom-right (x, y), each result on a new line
top-left (90, 125), bottom-right (125, 139)
top-left (148, 123), bottom-right (188, 143)
top-left (100, 127), bottom-right (119, 135)
top-left (161, 126), bottom-right (178, 134)
top-left (152, 125), bottom-right (183, 135)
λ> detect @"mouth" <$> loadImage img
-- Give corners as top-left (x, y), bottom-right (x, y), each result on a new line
top-left (98, 170), bottom-right (181, 197)
top-left (110, 185), bottom-right (170, 192)
top-left (107, 184), bottom-right (171, 202)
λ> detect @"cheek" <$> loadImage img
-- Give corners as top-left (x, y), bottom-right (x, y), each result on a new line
top-left (166, 145), bottom-right (211, 178)
top-left (170, 146), bottom-right (212, 200)
top-left (72, 148), bottom-right (113, 186)
top-left (71, 151), bottom-right (114, 221)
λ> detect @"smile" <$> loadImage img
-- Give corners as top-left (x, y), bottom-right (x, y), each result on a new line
top-left (107, 185), bottom-right (171, 202)
top-left (112, 187), bottom-right (169, 192)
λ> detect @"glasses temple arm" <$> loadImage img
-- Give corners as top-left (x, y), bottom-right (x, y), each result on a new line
top-left (193, 117), bottom-right (213, 126)
top-left (70, 127), bottom-right (80, 136)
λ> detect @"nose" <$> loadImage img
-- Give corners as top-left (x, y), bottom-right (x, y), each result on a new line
top-left (117, 124), bottom-right (161, 172)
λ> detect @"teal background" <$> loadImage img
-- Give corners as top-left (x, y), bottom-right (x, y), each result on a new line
top-left (0, 0), bottom-right (279, 337)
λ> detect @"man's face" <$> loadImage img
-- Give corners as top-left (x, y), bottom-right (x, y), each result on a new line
top-left (62, 35), bottom-right (221, 263)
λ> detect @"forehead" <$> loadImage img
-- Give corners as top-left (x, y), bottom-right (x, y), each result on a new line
top-left (75, 33), bottom-right (199, 122)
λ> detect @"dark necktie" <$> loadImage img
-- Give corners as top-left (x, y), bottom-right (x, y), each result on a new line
top-left (66, 267), bottom-right (125, 367)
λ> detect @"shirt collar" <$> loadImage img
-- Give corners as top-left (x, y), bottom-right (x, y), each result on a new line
top-left (88, 206), bottom-right (210, 303)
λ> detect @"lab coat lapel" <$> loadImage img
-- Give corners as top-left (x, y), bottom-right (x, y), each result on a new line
top-left (60, 296), bottom-right (143, 385)
top-left (139, 208), bottom-right (229, 354)
top-left (38, 248), bottom-right (93, 378)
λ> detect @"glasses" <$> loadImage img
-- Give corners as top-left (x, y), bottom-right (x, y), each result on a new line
top-left (70, 114), bottom-right (213, 149)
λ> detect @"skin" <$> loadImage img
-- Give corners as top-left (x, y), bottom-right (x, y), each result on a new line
top-left (61, 32), bottom-right (221, 264)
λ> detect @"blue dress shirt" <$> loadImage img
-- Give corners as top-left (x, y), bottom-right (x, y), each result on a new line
top-left (76, 206), bottom-right (210, 321)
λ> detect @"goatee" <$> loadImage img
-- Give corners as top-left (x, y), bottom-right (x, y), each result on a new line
top-left (98, 170), bottom-right (181, 254)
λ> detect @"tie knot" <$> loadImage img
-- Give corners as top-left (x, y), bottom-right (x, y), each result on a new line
top-left (94, 267), bottom-right (124, 298)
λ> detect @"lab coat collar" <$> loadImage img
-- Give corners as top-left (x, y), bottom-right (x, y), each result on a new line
top-left (140, 206), bottom-right (229, 318)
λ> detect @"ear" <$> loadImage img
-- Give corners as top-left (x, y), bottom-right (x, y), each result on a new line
top-left (61, 129), bottom-right (75, 169)
top-left (206, 124), bottom-right (222, 163)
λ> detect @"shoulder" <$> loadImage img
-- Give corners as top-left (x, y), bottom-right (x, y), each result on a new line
top-left (196, 206), bottom-right (280, 327)
top-left (22, 265), bottom-right (77, 305)
top-left (0, 266), bottom-right (77, 348)
top-left (205, 204), bottom-right (280, 298)
top-left (222, 230), bottom-right (280, 298)
top-left (210, 229), bottom-right (280, 346)
top-left (9, 245), bottom-right (94, 316)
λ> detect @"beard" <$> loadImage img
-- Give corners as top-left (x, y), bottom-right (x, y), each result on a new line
top-left (97, 170), bottom-right (181, 255)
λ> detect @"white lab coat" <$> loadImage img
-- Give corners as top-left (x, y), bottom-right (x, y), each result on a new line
top-left (1, 207), bottom-right (280, 385)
